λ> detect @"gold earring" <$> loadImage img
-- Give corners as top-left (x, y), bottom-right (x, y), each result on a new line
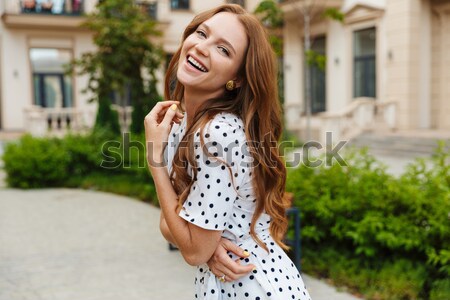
top-left (226, 80), bottom-right (236, 91)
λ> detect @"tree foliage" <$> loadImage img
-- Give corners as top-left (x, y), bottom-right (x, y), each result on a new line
top-left (323, 7), bottom-right (345, 23)
top-left (254, 0), bottom-right (283, 56)
top-left (68, 0), bottom-right (163, 134)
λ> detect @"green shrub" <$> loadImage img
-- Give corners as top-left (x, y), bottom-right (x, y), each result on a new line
top-left (366, 259), bottom-right (427, 300)
top-left (430, 279), bottom-right (450, 300)
top-left (3, 135), bottom-right (70, 188)
top-left (66, 172), bottom-right (157, 204)
top-left (280, 128), bottom-right (303, 157)
top-left (62, 133), bottom-right (103, 176)
top-left (286, 143), bottom-right (450, 299)
top-left (2, 132), bottom-right (157, 203)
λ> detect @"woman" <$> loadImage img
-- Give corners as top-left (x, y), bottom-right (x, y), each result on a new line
top-left (144, 4), bottom-right (311, 300)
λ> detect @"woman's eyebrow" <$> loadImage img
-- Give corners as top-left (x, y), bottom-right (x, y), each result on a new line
top-left (200, 23), bottom-right (236, 55)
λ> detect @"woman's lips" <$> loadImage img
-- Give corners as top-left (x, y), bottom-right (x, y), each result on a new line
top-left (187, 55), bottom-right (208, 72)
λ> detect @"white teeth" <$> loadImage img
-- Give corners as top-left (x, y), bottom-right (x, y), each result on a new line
top-left (188, 56), bottom-right (207, 72)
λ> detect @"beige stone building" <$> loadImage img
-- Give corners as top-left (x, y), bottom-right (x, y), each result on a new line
top-left (281, 0), bottom-right (450, 143)
top-left (0, 0), bottom-right (261, 135)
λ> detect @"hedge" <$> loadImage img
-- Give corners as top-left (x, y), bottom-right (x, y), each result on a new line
top-left (2, 131), bottom-right (157, 204)
top-left (286, 143), bottom-right (449, 299)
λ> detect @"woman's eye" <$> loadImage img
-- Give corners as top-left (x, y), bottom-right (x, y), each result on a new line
top-left (219, 46), bottom-right (230, 56)
top-left (196, 30), bottom-right (206, 38)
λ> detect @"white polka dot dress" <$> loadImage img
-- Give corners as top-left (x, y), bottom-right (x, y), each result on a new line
top-left (165, 112), bottom-right (312, 300)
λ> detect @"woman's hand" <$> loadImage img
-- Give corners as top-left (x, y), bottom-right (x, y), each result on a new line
top-left (144, 101), bottom-right (183, 166)
top-left (207, 238), bottom-right (255, 282)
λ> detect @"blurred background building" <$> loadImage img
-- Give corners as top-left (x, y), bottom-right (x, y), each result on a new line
top-left (282, 0), bottom-right (450, 144)
top-left (0, 0), bottom-right (449, 144)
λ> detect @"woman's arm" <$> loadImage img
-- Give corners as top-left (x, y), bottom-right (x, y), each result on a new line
top-left (145, 101), bottom-right (222, 266)
top-left (160, 212), bottom-right (176, 245)
top-left (150, 162), bottom-right (222, 265)
top-left (162, 202), bottom-right (254, 280)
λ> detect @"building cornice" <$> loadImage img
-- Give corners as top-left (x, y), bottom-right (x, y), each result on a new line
top-left (280, 0), bottom-right (343, 21)
top-left (1, 13), bottom-right (88, 31)
top-left (344, 4), bottom-right (384, 25)
top-left (1, 13), bottom-right (170, 32)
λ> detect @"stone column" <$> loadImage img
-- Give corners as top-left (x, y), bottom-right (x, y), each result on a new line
top-left (385, 0), bottom-right (430, 130)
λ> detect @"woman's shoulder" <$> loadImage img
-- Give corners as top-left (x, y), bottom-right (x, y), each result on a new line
top-left (208, 112), bottom-right (244, 131)
top-left (204, 112), bottom-right (245, 138)
top-left (199, 112), bottom-right (246, 150)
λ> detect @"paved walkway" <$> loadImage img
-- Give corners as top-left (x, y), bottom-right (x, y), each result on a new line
top-left (0, 188), bottom-right (362, 300)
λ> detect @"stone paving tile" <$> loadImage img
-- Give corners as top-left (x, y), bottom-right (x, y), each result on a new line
top-left (0, 188), bottom-right (362, 300)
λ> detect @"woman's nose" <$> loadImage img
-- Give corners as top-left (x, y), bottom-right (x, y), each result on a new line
top-left (194, 41), bottom-right (209, 57)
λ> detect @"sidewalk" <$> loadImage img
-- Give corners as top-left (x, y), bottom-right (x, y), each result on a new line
top-left (0, 188), bottom-right (361, 300)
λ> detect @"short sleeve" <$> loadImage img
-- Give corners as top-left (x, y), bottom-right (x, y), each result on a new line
top-left (178, 114), bottom-right (248, 231)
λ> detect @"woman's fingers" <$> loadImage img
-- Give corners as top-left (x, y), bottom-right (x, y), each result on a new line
top-left (216, 259), bottom-right (254, 282)
top-left (215, 265), bottom-right (239, 281)
top-left (156, 107), bottom-right (184, 125)
top-left (160, 104), bottom-right (179, 128)
top-left (159, 110), bottom-right (184, 124)
top-left (207, 238), bottom-right (255, 282)
top-left (146, 100), bottom-right (179, 125)
top-left (144, 101), bottom-right (182, 165)
top-left (221, 238), bottom-right (250, 259)
top-left (208, 256), bottom-right (240, 281)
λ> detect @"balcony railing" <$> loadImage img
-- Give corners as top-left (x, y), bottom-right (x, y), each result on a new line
top-left (24, 106), bottom-right (95, 137)
top-left (4, 1), bottom-right (159, 19)
top-left (5, 0), bottom-right (85, 16)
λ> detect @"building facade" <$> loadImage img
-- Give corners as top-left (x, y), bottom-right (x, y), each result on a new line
top-left (281, 0), bottom-right (450, 143)
top-left (0, 0), bottom-right (261, 135)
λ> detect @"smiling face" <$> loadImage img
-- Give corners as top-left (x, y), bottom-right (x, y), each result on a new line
top-left (177, 12), bottom-right (249, 98)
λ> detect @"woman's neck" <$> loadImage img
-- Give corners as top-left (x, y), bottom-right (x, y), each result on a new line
top-left (183, 87), bottom-right (222, 127)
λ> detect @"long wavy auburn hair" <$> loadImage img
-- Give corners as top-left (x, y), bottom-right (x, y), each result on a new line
top-left (165, 4), bottom-right (291, 250)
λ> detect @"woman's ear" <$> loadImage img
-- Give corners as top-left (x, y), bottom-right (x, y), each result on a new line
top-left (234, 77), bottom-right (244, 88)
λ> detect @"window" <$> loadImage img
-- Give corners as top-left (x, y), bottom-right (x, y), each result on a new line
top-left (171, 0), bottom-right (189, 10)
top-left (136, 1), bottom-right (157, 20)
top-left (305, 37), bottom-right (326, 113)
top-left (227, 0), bottom-right (245, 7)
top-left (109, 86), bottom-right (132, 107)
top-left (353, 27), bottom-right (376, 98)
top-left (29, 48), bottom-right (73, 108)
